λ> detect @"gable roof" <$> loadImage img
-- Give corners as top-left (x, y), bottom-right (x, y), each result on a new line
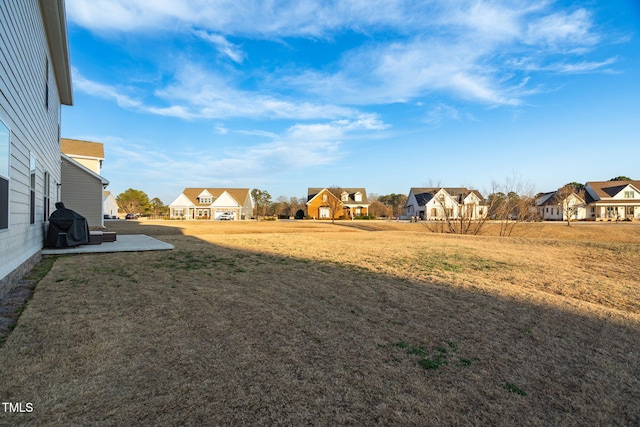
top-left (307, 188), bottom-right (370, 204)
top-left (61, 154), bottom-right (108, 185)
top-left (535, 191), bottom-right (557, 206)
top-left (586, 180), bottom-right (640, 202)
top-left (538, 190), bottom-right (585, 206)
top-left (180, 188), bottom-right (251, 207)
top-left (61, 138), bottom-right (105, 160)
top-left (409, 187), bottom-right (484, 206)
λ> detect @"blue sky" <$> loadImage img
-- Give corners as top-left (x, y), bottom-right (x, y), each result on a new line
top-left (62, 0), bottom-right (640, 204)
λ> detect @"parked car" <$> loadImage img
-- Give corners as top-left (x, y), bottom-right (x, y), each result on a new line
top-left (218, 212), bottom-right (233, 220)
top-left (125, 213), bottom-right (138, 220)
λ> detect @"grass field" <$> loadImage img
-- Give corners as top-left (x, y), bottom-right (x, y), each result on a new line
top-left (1, 220), bottom-right (639, 425)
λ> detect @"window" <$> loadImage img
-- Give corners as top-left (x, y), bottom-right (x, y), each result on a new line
top-left (322, 194), bottom-right (327, 202)
top-left (45, 56), bottom-right (49, 110)
top-left (624, 191), bottom-right (634, 199)
top-left (30, 154), bottom-right (36, 224)
top-left (354, 192), bottom-right (362, 202)
top-left (43, 171), bottom-right (50, 220)
top-left (0, 120), bottom-right (9, 229)
top-left (341, 192), bottom-right (348, 202)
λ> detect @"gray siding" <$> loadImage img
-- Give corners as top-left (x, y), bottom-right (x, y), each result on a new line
top-left (60, 161), bottom-right (104, 227)
top-left (0, 0), bottom-right (65, 285)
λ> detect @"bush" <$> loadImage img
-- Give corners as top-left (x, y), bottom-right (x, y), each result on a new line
top-left (295, 209), bottom-right (305, 220)
top-left (354, 215), bottom-right (376, 220)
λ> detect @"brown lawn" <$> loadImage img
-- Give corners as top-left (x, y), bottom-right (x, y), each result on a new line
top-left (1, 219), bottom-right (639, 425)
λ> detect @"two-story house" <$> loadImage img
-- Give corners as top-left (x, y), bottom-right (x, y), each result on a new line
top-left (306, 188), bottom-right (371, 219)
top-left (405, 187), bottom-right (487, 220)
top-left (169, 188), bottom-right (254, 220)
top-left (1, 0), bottom-right (73, 295)
top-left (60, 138), bottom-right (109, 227)
top-left (584, 180), bottom-right (640, 221)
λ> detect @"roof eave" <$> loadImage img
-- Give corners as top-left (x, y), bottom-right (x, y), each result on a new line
top-left (39, 0), bottom-right (73, 106)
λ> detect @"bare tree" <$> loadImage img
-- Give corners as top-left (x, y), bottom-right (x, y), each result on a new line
top-left (379, 193), bottom-right (408, 218)
top-left (487, 176), bottom-right (536, 236)
top-left (325, 187), bottom-right (345, 224)
top-left (556, 184), bottom-right (586, 226)
top-left (369, 199), bottom-right (392, 218)
top-left (428, 191), bottom-right (487, 235)
top-left (273, 195), bottom-right (290, 218)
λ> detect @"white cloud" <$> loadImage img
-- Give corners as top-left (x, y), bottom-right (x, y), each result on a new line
top-left (193, 30), bottom-right (245, 63)
top-left (507, 56), bottom-right (618, 74)
top-left (525, 9), bottom-right (599, 49)
top-left (72, 68), bottom-right (142, 109)
top-left (68, 1), bottom-right (615, 112)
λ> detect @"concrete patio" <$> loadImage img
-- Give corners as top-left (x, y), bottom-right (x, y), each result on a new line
top-left (42, 234), bottom-right (174, 255)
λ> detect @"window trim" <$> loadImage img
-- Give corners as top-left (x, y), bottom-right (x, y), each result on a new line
top-left (30, 153), bottom-right (36, 225)
top-left (0, 118), bottom-right (10, 230)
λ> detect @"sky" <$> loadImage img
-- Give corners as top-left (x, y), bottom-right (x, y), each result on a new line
top-left (61, 0), bottom-right (640, 204)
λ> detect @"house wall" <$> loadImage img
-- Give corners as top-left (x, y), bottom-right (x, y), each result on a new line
top-left (103, 193), bottom-right (119, 218)
top-left (0, 0), bottom-right (65, 293)
top-left (61, 161), bottom-right (104, 227)
top-left (307, 190), bottom-right (345, 219)
top-left (71, 157), bottom-right (100, 175)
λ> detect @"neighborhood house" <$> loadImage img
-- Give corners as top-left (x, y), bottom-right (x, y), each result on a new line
top-left (536, 180), bottom-right (640, 221)
top-left (169, 188), bottom-right (254, 220)
top-left (405, 187), bottom-right (487, 220)
top-left (585, 180), bottom-right (640, 221)
top-left (60, 138), bottom-right (109, 227)
top-left (306, 188), bottom-right (371, 219)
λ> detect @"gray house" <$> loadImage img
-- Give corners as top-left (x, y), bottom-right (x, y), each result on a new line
top-left (60, 138), bottom-right (109, 227)
top-left (0, 0), bottom-right (73, 295)
top-left (60, 154), bottom-right (109, 227)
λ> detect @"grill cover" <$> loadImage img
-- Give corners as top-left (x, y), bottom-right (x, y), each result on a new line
top-left (46, 203), bottom-right (90, 248)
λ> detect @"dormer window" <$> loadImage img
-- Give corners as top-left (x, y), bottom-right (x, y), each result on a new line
top-left (199, 197), bottom-right (212, 204)
top-left (354, 192), bottom-right (362, 202)
top-left (341, 192), bottom-right (349, 202)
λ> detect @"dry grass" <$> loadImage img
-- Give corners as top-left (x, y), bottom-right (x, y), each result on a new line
top-left (1, 219), bottom-right (639, 425)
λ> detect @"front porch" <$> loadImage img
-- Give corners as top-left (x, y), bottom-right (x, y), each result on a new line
top-left (592, 205), bottom-right (640, 221)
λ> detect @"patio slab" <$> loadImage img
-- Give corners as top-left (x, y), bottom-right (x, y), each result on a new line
top-left (42, 234), bottom-right (174, 255)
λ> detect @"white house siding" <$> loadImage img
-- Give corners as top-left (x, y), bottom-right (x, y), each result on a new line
top-left (103, 192), bottom-right (119, 218)
top-left (0, 0), bottom-right (71, 293)
top-left (60, 158), bottom-right (105, 227)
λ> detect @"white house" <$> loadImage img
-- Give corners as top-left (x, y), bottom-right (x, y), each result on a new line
top-left (169, 188), bottom-right (254, 220)
top-left (103, 191), bottom-right (119, 219)
top-left (585, 180), bottom-right (640, 221)
top-left (1, 0), bottom-right (73, 295)
top-left (405, 187), bottom-right (487, 220)
top-left (535, 190), bottom-right (587, 221)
